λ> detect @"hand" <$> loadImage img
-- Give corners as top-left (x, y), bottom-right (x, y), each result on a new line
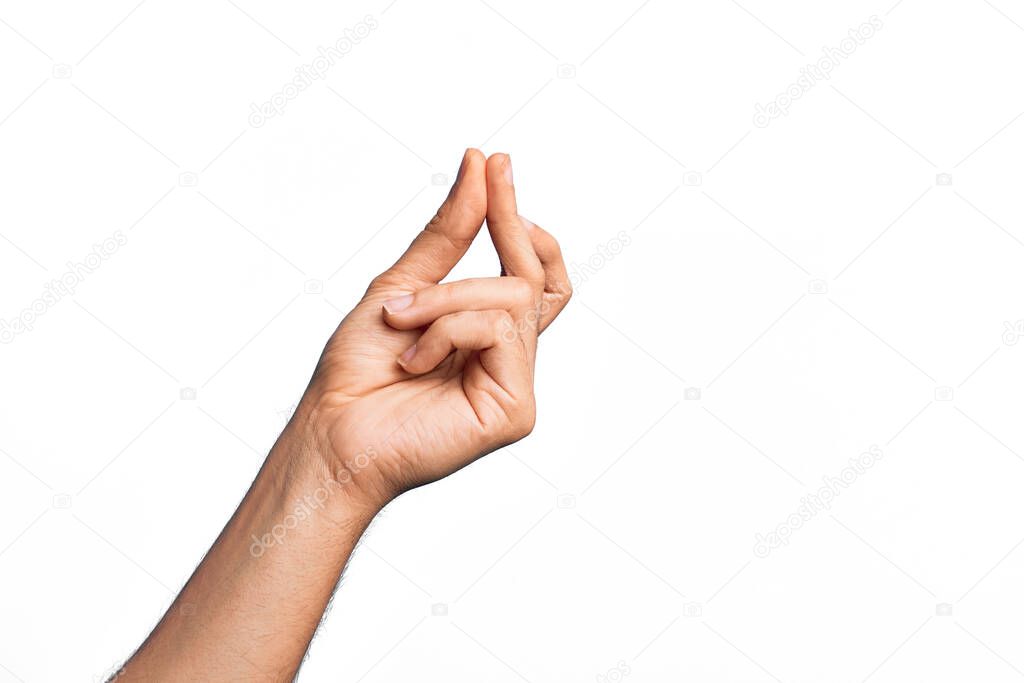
top-left (296, 149), bottom-right (571, 507)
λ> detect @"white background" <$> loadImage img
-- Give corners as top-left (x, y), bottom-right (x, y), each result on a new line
top-left (2, 1), bottom-right (1024, 681)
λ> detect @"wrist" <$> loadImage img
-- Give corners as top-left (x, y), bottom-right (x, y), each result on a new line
top-left (269, 400), bottom-right (392, 522)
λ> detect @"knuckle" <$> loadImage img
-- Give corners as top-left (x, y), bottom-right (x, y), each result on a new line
top-left (436, 282), bottom-right (457, 305)
top-left (426, 208), bottom-right (445, 231)
top-left (493, 309), bottom-right (515, 328)
top-left (438, 312), bottom-right (463, 334)
top-left (508, 396), bottom-right (537, 439)
top-left (368, 272), bottom-right (397, 293)
top-left (544, 231), bottom-right (564, 257)
top-left (369, 270), bottom-right (419, 297)
top-left (508, 277), bottom-right (534, 305)
top-left (525, 263), bottom-right (547, 289)
top-left (428, 193), bottom-right (484, 237)
top-left (461, 192), bottom-right (487, 218)
top-left (491, 310), bottom-right (517, 340)
top-left (430, 194), bottom-right (457, 227)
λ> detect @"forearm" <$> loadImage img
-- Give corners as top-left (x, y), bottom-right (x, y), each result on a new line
top-left (120, 408), bottom-right (382, 681)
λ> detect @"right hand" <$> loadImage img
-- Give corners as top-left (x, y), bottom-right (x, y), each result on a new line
top-left (292, 149), bottom-right (572, 506)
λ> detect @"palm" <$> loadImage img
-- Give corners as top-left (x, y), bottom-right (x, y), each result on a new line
top-left (312, 284), bottom-right (515, 492)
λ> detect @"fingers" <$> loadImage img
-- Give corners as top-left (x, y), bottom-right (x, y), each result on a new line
top-left (397, 310), bottom-right (528, 387)
top-left (485, 154), bottom-right (545, 291)
top-left (382, 220), bottom-right (572, 336)
top-left (378, 148), bottom-right (487, 287)
top-left (523, 217), bottom-right (573, 332)
top-left (382, 277), bottom-right (535, 330)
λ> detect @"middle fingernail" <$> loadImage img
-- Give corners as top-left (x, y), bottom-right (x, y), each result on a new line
top-left (503, 155), bottom-right (513, 185)
top-left (383, 293), bottom-right (414, 313)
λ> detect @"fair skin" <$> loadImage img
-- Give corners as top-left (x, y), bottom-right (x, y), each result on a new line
top-left (118, 149), bottom-right (571, 681)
